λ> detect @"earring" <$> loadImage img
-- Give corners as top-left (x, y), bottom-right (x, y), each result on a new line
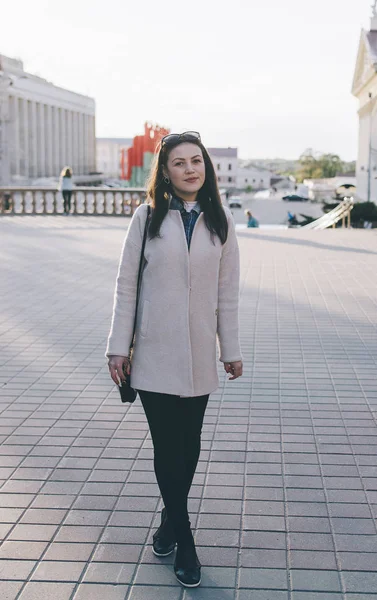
top-left (164, 176), bottom-right (170, 184)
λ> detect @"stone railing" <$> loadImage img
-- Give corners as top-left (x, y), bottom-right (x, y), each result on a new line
top-left (0, 187), bottom-right (147, 216)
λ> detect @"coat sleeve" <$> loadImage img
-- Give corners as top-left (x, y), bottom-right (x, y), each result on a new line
top-left (105, 204), bottom-right (148, 358)
top-left (217, 208), bottom-right (242, 363)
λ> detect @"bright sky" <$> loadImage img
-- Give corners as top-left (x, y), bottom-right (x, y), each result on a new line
top-left (2, 0), bottom-right (371, 160)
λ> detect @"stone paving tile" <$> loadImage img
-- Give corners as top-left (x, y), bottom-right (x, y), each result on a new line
top-left (238, 593), bottom-right (289, 600)
top-left (0, 540), bottom-right (48, 560)
top-left (291, 594), bottom-right (343, 600)
top-left (239, 567), bottom-right (288, 589)
top-left (73, 584), bottom-right (130, 599)
top-left (291, 570), bottom-right (342, 592)
top-left (82, 562), bottom-right (136, 584)
top-left (18, 582), bottom-right (76, 599)
top-left (1, 218), bottom-right (377, 598)
top-left (31, 560), bottom-right (86, 582)
top-left (0, 559), bottom-right (36, 580)
top-left (342, 572), bottom-right (377, 594)
top-left (128, 586), bottom-right (181, 599)
top-left (0, 581), bottom-right (24, 600)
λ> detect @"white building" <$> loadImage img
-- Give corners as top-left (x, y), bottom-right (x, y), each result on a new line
top-left (207, 147), bottom-right (238, 189)
top-left (0, 54), bottom-right (96, 185)
top-left (352, 4), bottom-right (377, 203)
top-left (304, 176), bottom-right (356, 202)
top-left (96, 137), bottom-right (132, 179)
top-left (236, 165), bottom-right (272, 190)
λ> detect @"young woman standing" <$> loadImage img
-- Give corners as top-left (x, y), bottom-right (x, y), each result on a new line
top-left (106, 132), bottom-right (242, 587)
top-left (58, 166), bottom-right (74, 214)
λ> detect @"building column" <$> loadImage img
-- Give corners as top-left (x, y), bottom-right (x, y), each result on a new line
top-left (75, 112), bottom-right (80, 174)
top-left (54, 106), bottom-right (61, 175)
top-left (44, 104), bottom-right (53, 177)
top-left (71, 112), bottom-right (77, 173)
top-left (66, 110), bottom-right (72, 167)
top-left (60, 108), bottom-right (66, 167)
top-left (88, 115), bottom-right (96, 172)
top-left (37, 103), bottom-right (45, 177)
top-left (18, 98), bottom-right (30, 179)
top-left (18, 98), bottom-right (24, 177)
top-left (78, 113), bottom-right (85, 175)
top-left (82, 114), bottom-right (88, 173)
top-left (29, 100), bottom-right (38, 179)
top-left (0, 91), bottom-right (10, 184)
top-left (8, 94), bottom-right (20, 180)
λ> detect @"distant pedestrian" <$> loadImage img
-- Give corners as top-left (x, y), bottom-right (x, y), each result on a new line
top-left (288, 212), bottom-right (299, 226)
top-left (106, 131), bottom-right (243, 588)
top-left (245, 210), bottom-right (259, 228)
top-left (58, 167), bottom-right (74, 215)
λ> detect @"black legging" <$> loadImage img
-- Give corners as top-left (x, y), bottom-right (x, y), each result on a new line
top-left (138, 390), bottom-right (209, 545)
top-left (62, 190), bottom-right (72, 213)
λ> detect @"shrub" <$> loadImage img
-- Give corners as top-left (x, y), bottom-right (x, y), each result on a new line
top-left (322, 201), bottom-right (377, 227)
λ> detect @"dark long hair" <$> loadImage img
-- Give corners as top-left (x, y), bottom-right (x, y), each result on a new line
top-left (60, 166), bottom-right (72, 177)
top-left (146, 137), bottom-right (228, 244)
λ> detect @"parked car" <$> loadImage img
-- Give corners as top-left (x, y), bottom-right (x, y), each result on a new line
top-left (228, 196), bottom-right (243, 208)
top-left (282, 194), bottom-right (309, 202)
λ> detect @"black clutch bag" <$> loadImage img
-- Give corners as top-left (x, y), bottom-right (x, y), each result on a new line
top-left (119, 366), bottom-right (137, 404)
top-left (118, 205), bottom-right (151, 403)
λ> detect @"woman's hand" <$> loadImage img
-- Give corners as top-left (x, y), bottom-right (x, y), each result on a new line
top-left (108, 355), bottom-right (130, 386)
top-left (224, 361), bottom-right (243, 380)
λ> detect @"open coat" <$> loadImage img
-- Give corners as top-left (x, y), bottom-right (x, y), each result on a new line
top-left (106, 203), bottom-right (242, 397)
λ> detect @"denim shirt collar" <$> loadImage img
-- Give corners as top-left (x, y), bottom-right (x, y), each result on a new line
top-left (169, 195), bottom-right (201, 215)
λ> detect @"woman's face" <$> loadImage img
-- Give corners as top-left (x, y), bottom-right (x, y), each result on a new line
top-left (163, 143), bottom-right (206, 199)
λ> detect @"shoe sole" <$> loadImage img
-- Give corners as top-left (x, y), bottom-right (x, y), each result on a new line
top-left (175, 574), bottom-right (201, 587)
top-left (152, 546), bottom-right (176, 557)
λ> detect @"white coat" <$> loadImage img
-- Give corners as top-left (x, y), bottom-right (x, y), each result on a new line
top-left (106, 202), bottom-right (242, 397)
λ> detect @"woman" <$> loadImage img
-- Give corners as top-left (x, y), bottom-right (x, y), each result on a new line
top-left (106, 131), bottom-right (243, 588)
top-left (58, 167), bottom-right (74, 214)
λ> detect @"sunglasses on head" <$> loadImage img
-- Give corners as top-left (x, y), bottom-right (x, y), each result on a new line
top-left (161, 131), bottom-right (201, 146)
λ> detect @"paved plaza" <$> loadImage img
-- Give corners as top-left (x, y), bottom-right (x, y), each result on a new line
top-left (0, 215), bottom-right (377, 600)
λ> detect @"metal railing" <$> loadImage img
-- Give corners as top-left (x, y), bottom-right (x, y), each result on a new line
top-left (301, 197), bottom-right (354, 230)
top-left (0, 187), bottom-right (147, 216)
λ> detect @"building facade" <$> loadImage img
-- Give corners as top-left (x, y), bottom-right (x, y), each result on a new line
top-left (304, 176), bottom-right (356, 202)
top-left (236, 165), bottom-right (272, 190)
top-left (0, 54), bottom-right (96, 185)
top-left (352, 7), bottom-right (377, 203)
top-left (207, 147), bottom-right (238, 189)
top-left (96, 137), bottom-right (133, 179)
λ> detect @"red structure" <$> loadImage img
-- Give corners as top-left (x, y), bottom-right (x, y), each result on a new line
top-left (124, 122), bottom-right (170, 182)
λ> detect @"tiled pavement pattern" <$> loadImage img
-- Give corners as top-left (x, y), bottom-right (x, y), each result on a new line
top-left (0, 216), bottom-right (377, 600)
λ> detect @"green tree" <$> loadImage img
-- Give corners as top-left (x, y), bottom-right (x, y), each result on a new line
top-left (296, 149), bottom-right (345, 182)
top-left (318, 154), bottom-right (344, 178)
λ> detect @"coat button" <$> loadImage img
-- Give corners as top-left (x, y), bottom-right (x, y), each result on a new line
top-left (215, 308), bottom-right (219, 315)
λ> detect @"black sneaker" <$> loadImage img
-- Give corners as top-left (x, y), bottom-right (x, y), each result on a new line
top-left (174, 539), bottom-right (201, 587)
top-left (152, 507), bottom-right (176, 557)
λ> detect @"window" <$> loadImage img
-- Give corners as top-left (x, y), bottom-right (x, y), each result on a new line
top-left (217, 163), bottom-right (221, 171)
top-left (228, 163), bottom-right (232, 171)
top-left (260, 179), bottom-right (264, 183)
top-left (252, 179), bottom-right (256, 183)
top-left (245, 178), bottom-right (248, 183)
top-left (228, 176), bottom-right (232, 183)
top-left (218, 176), bottom-right (221, 182)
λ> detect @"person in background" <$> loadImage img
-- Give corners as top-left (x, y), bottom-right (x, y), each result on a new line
top-left (245, 210), bottom-right (259, 228)
top-left (287, 211), bottom-right (299, 226)
top-left (58, 167), bottom-right (74, 215)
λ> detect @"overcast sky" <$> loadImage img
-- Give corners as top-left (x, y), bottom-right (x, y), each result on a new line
top-left (1, 0), bottom-right (371, 160)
